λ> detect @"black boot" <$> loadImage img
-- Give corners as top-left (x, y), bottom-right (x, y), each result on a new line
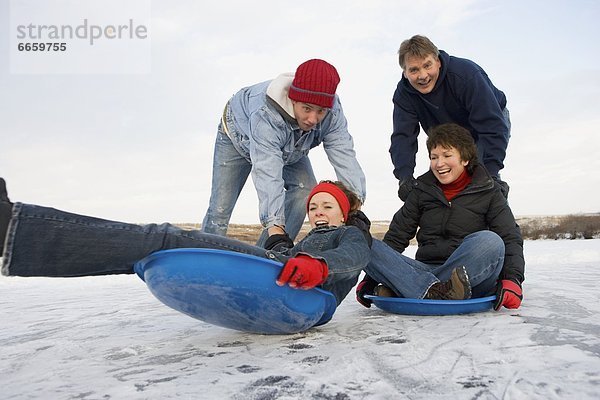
top-left (424, 266), bottom-right (472, 300)
top-left (0, 178), bottom-right (14, 248)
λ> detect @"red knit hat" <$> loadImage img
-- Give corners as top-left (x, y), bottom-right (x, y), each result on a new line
top-left (306, 182), bottom-right (351, 222)
top-left (288, 59), bottom-right (340, 108)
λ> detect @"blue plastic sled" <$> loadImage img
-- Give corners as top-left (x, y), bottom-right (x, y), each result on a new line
top-left (134, 248), bottom-right (337, 334)
top-left (365, 295), bottom-right (496, 316)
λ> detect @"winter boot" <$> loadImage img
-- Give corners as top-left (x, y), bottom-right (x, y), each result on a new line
top-left (424, 266), bottom-right (472, 300)
top-left (374, 284), bottom-right (397, 297)
top-left (0, 178), bottom-right (14, 248)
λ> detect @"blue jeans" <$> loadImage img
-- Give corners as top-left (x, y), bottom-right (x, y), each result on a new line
top-left (2, 203), bottom-right (358, 307)
top-left (366, 231), bottom-right (505, 299)
top-left (201, 125), bottom-right (316, 244)
top-left (2, 203), bottom-right (270, 277)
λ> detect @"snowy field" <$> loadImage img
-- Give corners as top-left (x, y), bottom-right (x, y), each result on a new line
top-left (1, 239), bottom-right (599, 400)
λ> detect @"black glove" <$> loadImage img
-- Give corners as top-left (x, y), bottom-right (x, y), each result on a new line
top-left (356, 274), bottom-right (378, 308)
top-left (397, 177), bottom-right (415, 202)
top-left (264, 233), bottom-right (294, 252)
top-left (493, 176), bottom-right (510, 198)
top-left (346, 210), bottom-right (373, 248)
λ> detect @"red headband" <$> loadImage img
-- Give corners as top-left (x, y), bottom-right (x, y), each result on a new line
top-left (306, 182), bottom-right (351, 221)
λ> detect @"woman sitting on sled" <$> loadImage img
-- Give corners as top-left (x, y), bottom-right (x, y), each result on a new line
top-left (357, 123), bottom-right (525, 311)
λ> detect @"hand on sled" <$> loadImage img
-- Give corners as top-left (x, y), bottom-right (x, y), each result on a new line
top-left (277, 254), bottom-right (328, 290)
top-left (356, 274), bottom-right (378, 308)
top-left (494, 279), bottom-right (522, 310)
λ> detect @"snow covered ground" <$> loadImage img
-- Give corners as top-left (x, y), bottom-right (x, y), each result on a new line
top-left (2, 239), bottom-right (599, 399)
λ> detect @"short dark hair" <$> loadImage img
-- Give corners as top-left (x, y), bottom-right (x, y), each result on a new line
top-left (426, 123), bottom-right (479, 174)
top-left (398, 35), bottom-right (439, 70)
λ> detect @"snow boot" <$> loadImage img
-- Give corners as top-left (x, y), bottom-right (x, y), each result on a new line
top-left (424, 266), bottom-right (472, 300)
top-left (374, 284), bottom-right (397, 297)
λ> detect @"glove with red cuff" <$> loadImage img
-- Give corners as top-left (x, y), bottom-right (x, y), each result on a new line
top-left (356, 274), bottom-right (378, 308)
top-left (276, 254), bottom-right (328, 290)
top-left (494, 279), bottom-right (523, 310)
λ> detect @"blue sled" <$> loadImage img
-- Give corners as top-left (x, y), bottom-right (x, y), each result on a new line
top-left (365, 294), bottom-right (496, 315)
top-left (134, 248), bottom-right (337, 335)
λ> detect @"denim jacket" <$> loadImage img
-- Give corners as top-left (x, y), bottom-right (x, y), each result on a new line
top-left (225, 74), bottom-right (367, 229)
top-left (268, 225), bottom-right (370, 305)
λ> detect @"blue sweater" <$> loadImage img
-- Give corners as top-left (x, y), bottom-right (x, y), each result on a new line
top-left (390, 50), bottom-right (508, 179)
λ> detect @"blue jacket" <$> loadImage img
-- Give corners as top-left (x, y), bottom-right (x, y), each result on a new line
top-left (390, 50), bottom-right (509, 179)
top-left (271, 224), bottom-right (371, 305)
top-left (226, 74), bottom-right (367, 229)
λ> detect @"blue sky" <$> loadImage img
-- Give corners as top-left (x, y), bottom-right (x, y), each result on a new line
top-left (1, 0), bottom-right (599, 224)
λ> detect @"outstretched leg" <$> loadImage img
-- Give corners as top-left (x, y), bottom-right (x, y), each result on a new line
top-left (3, 203), bottom-right (268, 277)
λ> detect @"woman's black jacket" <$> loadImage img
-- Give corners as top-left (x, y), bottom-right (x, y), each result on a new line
top-left (383, 165), bottom-right (525, 284)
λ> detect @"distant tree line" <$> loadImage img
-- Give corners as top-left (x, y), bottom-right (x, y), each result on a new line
top-left (178, 214), bottom-right (600, 243)
top-left (518, 214), bottom-right (600, 240)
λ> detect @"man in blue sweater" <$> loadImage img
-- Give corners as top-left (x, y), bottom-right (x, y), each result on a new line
top-left (391, 35), bottom-right (511, 200)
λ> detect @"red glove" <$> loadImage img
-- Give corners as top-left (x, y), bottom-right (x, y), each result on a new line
top-left (494, 280), bottom-right (523, 310)
top-left (276, 255), bottom-right (328, 290)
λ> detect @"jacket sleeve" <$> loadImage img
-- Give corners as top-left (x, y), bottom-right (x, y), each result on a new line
top-left (321, 100), bottom-right (367, 203)
top-left (390, 86), bottom-right (421, 181)
top-left (307, 227), bottom-right (371, 280)
top-left (248, 109), bottom-right (288, 229)
top-left (458, 71), bottom-right (509, 178)
top-left (383, 189), bottom-right (420, 253)
top-left (485, 188), bottom-right (525, 284)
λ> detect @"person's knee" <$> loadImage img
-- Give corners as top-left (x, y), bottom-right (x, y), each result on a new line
top-left (289, 177), bottom-right (316, 194)
top-left (469, 230), bottom-right (500, 241)
top-left (284, 165), bottom-right (316, 192)
top-left (484, 230), bottom-right (503, 246)
top-left (284, 180), bottom-right (314, 204)
top-left (469, 231), bottom-right (504, 255)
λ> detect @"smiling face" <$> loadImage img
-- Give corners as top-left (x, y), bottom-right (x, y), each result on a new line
top-left (307, 192), bottom-right (345, 228)
top-left (429, 145), bottom-right (469, 185)
top-left (292, 101), bottom-right (328, 131)
top-left (403, 54), bottom-right (441, 94)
